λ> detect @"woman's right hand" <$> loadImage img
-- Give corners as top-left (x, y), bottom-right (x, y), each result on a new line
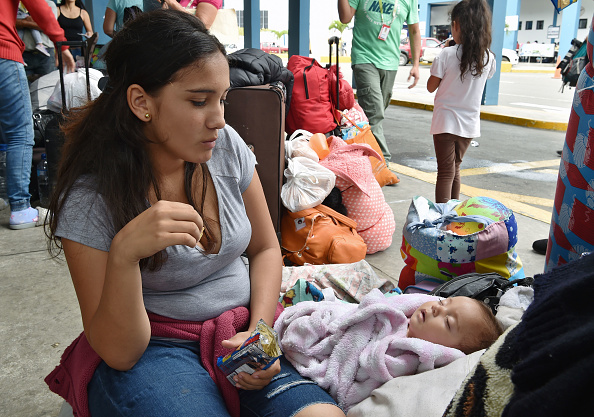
top-left (62, 201), bottom-right (201, 370)
top-left (112, 200), bottom-right (204, 264)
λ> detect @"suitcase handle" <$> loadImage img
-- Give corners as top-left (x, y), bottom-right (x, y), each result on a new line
top-left (55, 33), bottom-right (98, 112)
top-left (327, 36), bottom-right (341, 135)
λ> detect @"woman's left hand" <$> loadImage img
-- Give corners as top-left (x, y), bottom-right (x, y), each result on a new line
top-left (234, 359), bottom-right (281, 390)
top-left (221, 331), bottom-right (282, 390)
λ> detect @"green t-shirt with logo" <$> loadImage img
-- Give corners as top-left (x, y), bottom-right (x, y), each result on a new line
top-left (348, 0), bottom-right (419, 70)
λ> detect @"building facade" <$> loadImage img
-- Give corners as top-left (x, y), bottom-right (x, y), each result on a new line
top-left (419, 0), bottom-right (593, 55)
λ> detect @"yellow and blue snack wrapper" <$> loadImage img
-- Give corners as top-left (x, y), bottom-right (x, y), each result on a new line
top-left (217, 319), bottom-right (283, 386)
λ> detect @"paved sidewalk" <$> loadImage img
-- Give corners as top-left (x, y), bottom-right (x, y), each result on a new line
top-left (395, 62), bottom-right (568, 131)
top-left (390, 83), bottom-right (569, 132)
top-left (0, 89), bottom-right (560, 416)
top-left (0, 169), bottom-right (552, 417)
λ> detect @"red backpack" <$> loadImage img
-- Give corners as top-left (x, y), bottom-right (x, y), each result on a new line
top-left (285, 56), bottom-right (354, 136)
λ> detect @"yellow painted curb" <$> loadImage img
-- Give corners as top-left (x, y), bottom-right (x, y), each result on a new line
top-left (501, 62), bottom-right (512, 72)
top-left (460, 160), bottom-right (560, 177)
top-left (510, 68), bottom-right (556, 74)
top-left (458, 184), bottom-right (553, 223)
top-left (387, 162), bottom-right (553, 223)
top-left (390, 99), bottom-right (434, 111)
top-left (383, 98), bottom-right (568, 132)
top-left (479, 112), bottom-right (567, 131)
top-left (319, 56), bottom-right (351, 63)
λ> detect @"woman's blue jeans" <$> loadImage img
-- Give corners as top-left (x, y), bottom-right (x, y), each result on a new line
top-left (0, 58), bottom-right (34, 211)
top-left (88, 339), bottom-right (338, 417)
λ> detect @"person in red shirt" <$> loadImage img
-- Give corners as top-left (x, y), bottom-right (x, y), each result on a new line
top-left (0, 0), bottom-right (75, 229)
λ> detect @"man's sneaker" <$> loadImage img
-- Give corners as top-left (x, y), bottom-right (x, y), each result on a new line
top-left (35, 44), bottom-right (50, 57)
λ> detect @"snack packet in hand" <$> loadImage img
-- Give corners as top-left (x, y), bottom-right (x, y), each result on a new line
top-left (217, 319), bottom-right (283, 386)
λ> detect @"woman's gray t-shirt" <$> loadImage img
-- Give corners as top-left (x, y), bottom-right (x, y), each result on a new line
top-left (55, 125), bottom-right (256, 321)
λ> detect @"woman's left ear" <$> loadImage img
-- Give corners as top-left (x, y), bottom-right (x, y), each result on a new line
top-left (127, 84), bottom-right (152, 122)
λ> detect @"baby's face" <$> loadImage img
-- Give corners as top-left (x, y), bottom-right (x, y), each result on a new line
top-left (407, 297), bottom-right (486, 351)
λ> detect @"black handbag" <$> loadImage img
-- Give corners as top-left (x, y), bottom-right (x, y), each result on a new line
top-left (32, 109), bottom-right (59, 148)
top-left (429, 272), bottom-right (534, 314)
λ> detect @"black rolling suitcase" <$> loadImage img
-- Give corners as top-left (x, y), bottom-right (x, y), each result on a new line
top-left (39, 34), bottom-right (97, 198)
top-left (224, 82), bottom-right (286, 235)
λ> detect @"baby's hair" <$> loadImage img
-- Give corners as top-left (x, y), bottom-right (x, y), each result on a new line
top-left (458, 298), bottom-right (503, 354)
top-left (450, 0), bottom-right (492, 81)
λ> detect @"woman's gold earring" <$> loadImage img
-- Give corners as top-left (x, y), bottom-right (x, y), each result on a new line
top-left (145, 113), bottom-right (150, 119)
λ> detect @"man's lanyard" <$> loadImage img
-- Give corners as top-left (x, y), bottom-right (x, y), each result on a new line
top-left (378, 0), bottom-right (397, 27)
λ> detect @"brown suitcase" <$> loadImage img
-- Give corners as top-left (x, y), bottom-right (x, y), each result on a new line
top-left (224, 84), bottom-right (286, 235)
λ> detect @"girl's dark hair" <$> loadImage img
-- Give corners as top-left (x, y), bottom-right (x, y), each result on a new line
top-left (450, 0), bottom-right (492, 80)
top-left (46, 9), bottom-right (226, 270)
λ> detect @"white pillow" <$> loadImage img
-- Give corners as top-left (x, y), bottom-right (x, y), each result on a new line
top-left (347, 349), bottom-right (485, 417)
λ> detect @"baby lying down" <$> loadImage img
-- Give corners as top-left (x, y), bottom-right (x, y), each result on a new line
top-left (273, 289), bottom-right (502, 412)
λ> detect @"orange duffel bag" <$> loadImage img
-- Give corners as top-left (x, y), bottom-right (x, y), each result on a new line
top-left (281, 204), bottom-right (367, 265)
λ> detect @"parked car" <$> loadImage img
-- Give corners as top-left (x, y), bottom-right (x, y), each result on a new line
top-left (260, 42), bottom-right (288, 54)
top-left (420, 38), bottom-right (449, 63)
top-left (400, 37), bottom-right (443, 66)
top-left (421, 42), bottom-right (520, 66)
top-left (501, 48), bottom-right (519, 65)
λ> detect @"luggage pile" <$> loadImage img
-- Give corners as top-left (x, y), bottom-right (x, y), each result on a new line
top-left (399, 195), bottom-right (526, 293)
top-left (279, 38), bottom-right (398, 265)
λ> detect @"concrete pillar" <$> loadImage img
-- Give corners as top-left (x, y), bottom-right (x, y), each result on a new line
top-left (420, 2), bottom-right (431, 37)
top-left (503, 0), bottom-right (520, 50)
top-left (484, 0), bottom-right (507, 105)
top-left (243, 0), bottom-right (260, 49)
top-left (551, 8), bottom-right (558, 45)
top-left (558, 0), bottom-right (581, 58)
top-left (288, 0), bottom-right (310, 57)
top-left (84, 0), bottom-right (110, 45)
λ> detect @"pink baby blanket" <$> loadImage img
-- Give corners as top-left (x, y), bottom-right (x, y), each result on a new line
top-left (273, 290), bottom-right (465, 411)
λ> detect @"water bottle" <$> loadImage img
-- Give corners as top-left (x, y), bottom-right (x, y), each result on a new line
top-left (0, 144), bottom-right (7, 210)
top-left (37, 153), bottom-right (50, 208)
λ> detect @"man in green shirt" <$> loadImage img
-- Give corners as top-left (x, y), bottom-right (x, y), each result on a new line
top-left (338, 0), bottom-right (421, 162)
